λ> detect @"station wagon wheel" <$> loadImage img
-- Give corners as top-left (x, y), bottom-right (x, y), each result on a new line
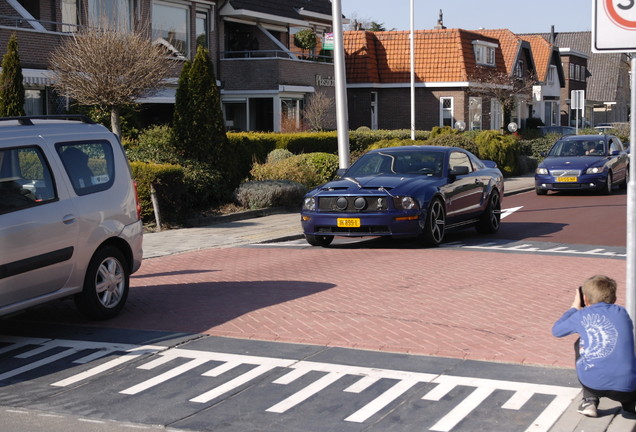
top-left (620, 166), bottom-right (629, 189)
top-left (305, 234), bottom-right (334, 247)
top-left (476, 191), bottom-right (501, 234)
top-left (75, 246), bottom-right (129, 320)
top-left (421, 198), bottom-right (445, 247)
top-left (603, 171), bottom-right (613, 195)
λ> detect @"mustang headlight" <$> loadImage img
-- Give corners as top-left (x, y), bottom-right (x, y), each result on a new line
top-left (586, 166), bottom-right (604, 174)
top-left (303, 197), bottom-right (316, 211)
top-left (536, 167), bottom-right (549, 175)
top-left (394, 196), bottom-right (418, 210)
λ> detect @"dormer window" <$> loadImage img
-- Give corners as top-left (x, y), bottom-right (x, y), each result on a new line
top-left (473, 40), bottom-right (497, 66)
top-left (514, 60), bottom-right (524, 78)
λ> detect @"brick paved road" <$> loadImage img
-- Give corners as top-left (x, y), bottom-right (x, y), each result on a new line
top-left (32, 245), bottom-right (626, 369)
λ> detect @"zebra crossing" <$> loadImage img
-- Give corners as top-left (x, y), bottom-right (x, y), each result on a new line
top-left (0, 335), bottom-right (580, 432)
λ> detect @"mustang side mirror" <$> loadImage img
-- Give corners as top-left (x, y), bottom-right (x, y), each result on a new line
top-left (449, 166), bottom-right (470, 177)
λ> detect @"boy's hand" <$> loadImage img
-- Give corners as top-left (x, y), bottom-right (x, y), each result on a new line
top-left (572, 288), bottom-right (584, 310)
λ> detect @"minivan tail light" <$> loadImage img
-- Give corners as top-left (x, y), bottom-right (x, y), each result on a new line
top-left (133, 181), bottom-right (142, 220)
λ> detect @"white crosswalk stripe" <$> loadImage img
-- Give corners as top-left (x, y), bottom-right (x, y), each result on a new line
top-left (0, 336), bottom-right (580, 432)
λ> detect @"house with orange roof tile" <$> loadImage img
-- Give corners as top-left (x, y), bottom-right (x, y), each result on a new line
top-left (344, 27), bottom-right (540, 132)
top-left (519, 34), bottom-right (566, 127)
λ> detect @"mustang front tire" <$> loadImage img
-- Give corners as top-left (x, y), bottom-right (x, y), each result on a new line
top-left (476, 191), bottom-right (501, 234)
top-left (421, 198), bottom-right (445, 247)
top-left (305, 234), bottom-right (334, 247)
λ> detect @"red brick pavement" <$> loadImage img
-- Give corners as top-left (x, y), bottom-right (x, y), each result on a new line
top-left (78, 246), bottom-right (625, 369)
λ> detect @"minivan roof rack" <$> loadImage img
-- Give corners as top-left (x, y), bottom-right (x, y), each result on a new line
top-left (0, 115), bottom-right (96, 125)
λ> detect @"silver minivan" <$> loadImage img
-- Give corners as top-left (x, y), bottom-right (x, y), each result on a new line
top-left (0, 116), bottom-right (143, 319)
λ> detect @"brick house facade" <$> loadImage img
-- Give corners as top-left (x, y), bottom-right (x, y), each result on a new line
top-left (0, 0), bottom-right (336, 132)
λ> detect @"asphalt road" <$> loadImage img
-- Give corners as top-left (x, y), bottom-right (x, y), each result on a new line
top-left (0, 188), bottom-right (633, 432)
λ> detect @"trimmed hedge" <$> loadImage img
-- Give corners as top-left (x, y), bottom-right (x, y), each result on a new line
top-left (234, 180), bottom-right (307, 209)
top-left (130, 161), bottom-right (185, 223)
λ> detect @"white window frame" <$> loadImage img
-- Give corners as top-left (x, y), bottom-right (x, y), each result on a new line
top-left (440, 97), bottom-right (454, 127)
top-left (473, 40), bottom-right (497, 66)
top-left (152, 0), bottom-right (191, 59)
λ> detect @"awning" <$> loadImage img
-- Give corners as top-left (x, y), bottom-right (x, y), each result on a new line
top-left (136, 87), bottom-right (177, 104)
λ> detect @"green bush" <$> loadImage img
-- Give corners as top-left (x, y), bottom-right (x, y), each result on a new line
top-left (475, 131), bottom-right (520, 175)
top-left (366, 138), bottom-right (427, 150)
top-left (267, 148), bottom-right (293, 163)
top-left (250, 152), bottom-right (338, 188)
top-left (130, 162), bottom-right (185, 223)
top-left (427, 134), bottom-right (479, 156)
top-left (430, 125), bottom-right (458, 138)
top-left (349, 129), bottom-right (430, 153)
top-left (234, 180), bottom-right (307, 209)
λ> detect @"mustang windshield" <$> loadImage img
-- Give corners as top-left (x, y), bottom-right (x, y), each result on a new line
top-left (345, 150), bottom-right (445, 178)
top-left (549, 139), bottom-right (607, 157)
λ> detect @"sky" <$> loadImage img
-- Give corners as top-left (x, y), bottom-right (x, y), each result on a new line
top-left (341, 0), bottom-right (592, 34)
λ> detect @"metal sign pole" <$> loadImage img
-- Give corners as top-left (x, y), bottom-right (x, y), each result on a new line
top-left (626, 55), bottom-right (636, 333)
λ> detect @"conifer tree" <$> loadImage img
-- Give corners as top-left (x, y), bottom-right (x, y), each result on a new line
top-left (0, 34), bottom-right (25, 117)
top-left (173, 45), bottom-right (229, 166)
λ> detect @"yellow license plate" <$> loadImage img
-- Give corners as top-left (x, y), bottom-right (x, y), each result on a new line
top-left (556, 176), bottom-right (577, 182)
top-left (337, 218), bottom-right (360, 228)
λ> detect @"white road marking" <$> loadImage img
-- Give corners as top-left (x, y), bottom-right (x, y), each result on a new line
top-left (500, 206), bottom-right (523, 219)
top-left (0, 336), bottom-right (580, 432)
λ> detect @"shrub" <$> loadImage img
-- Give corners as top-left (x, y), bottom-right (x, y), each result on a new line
top-left (366, 138), bottom-right (427, 150)
top-left (349, 129), bottom-right (430, 153)
top-left (130, 162), bottom-right (185, 223)
top-left (266, 148), bottom-right (294, 163)
top-left (234, 180), bottom-right (307, 209)
top-left (250, 152), bottom-right (339, 188)
top-left (475, 131), bottom-right (520, 175)
top-left (427, 134), bottom-right (479, 156)
top-left (430, 125), bottom-right (458, 139)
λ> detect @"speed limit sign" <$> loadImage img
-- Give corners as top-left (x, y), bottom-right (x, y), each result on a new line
top-left (593, 0), bottom-right (636, 52)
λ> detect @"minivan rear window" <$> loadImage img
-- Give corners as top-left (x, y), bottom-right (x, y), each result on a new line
top-left (57, 140), bottom-right (115, 196)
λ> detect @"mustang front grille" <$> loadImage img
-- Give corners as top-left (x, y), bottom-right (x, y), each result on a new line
top-left (316, 225), bottom-right (391, 234)
top-left (318, 196), bottom-right (389, 212)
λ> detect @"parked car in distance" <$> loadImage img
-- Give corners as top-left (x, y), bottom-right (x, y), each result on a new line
top-left (301, 146), bottom-right (504, 247)
top-left (538, 126), bottom-right (576, 137)
top-left (0, 116), bottom-right (143, 319)
top-left (535, 134), bottom-right (629, 195)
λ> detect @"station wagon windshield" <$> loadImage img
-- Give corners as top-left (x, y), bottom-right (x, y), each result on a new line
top-left (549, 139), bottom-right (607, 157)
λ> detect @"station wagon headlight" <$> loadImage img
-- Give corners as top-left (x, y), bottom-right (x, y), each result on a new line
top-left (536, 167), bottom-right (548, 175)
top-left (586, 167), bottom-right (603, 174)
top-left (303, 197), bottom-right (316, 211)
top-left (394, 196), bottom-right (418, 210)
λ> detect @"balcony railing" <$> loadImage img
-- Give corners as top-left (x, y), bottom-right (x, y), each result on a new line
top-left (221, 50), bottom-right (333, 63)
top-left (0, 14), bottom-right (79, 34)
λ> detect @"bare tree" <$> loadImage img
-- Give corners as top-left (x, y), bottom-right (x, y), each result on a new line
top-left (303, 91), bottom-right (335, 131)
top-left (469, 68), bottom-right (536, 130)
top-left (49, 23), bottom-right (172, 137)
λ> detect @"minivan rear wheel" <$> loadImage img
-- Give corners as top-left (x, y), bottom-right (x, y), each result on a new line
top-left (75, 246), bottom-right (129, 320)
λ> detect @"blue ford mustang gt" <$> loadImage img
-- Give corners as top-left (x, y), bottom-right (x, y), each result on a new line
top-left (534, 134), bottom-right (629, 195)
top-left (300, 146), bottom-right (504, 247)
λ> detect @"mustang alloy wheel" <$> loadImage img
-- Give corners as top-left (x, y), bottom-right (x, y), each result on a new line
top-left (421, 198), bottom-right (445, 247)
top-left (476, 191), bottom-right (501, 234)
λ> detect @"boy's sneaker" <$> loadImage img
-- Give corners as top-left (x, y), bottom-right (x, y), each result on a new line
top-left (577, 398), bottom-right (599, 417)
